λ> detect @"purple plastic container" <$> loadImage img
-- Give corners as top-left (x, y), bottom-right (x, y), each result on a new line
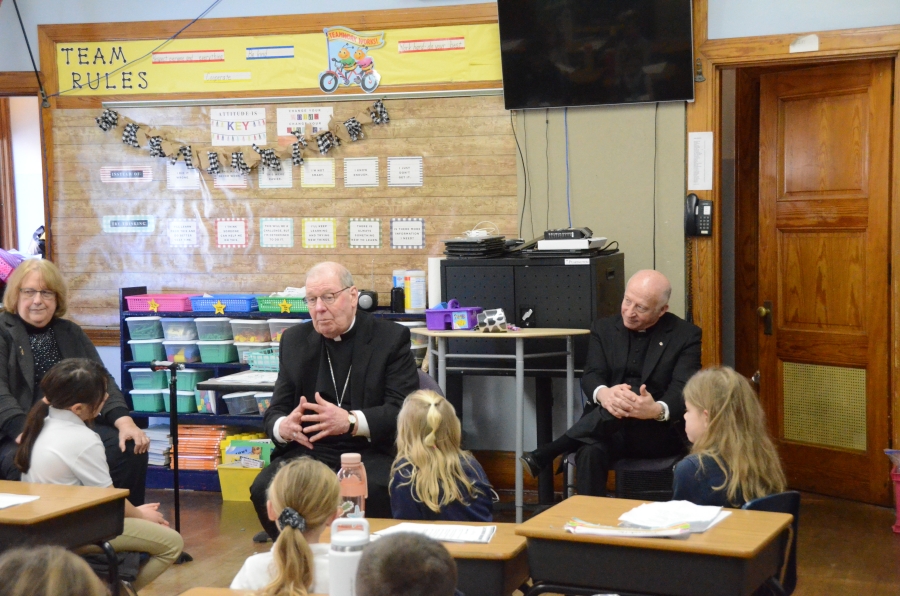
top-left (425, 299), bottom-right (483, 330)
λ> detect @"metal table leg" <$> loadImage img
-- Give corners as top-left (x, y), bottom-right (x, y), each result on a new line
top-left (515, 337), bottom-right (524, 523)
top-left (566, 335), bottom-right (575, 489)
top-left (437, 337), bottom-right (447, 396)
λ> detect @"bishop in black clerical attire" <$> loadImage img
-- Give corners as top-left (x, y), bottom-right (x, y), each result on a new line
top-left (251, 262), bottom-right (418, 538)
top-left (521, 270), bottom-right (702, 496)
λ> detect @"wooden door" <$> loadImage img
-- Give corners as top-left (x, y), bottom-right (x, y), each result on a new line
top-left (758, 60), bottom-right (892, 505)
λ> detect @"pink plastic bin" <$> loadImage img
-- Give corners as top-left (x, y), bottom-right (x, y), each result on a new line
top-left (125, 294), bottom-right (199, 312)
top-left (425, 300), bottom-right (483, 330)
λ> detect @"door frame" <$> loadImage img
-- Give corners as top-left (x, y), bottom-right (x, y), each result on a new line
top-left (688, 0), bottom-right (900, 451)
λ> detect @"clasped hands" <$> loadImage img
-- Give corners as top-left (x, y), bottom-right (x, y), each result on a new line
top-left (280, 392), bottom-right (351, 449)
top-left (597, 384), bottom-right (660, 420)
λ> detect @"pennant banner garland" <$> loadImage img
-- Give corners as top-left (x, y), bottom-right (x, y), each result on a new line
top-left (93, 100), bottom-right (391, 176)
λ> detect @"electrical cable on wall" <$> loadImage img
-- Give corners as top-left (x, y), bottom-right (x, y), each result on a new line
top-left (564, 107), bottom-right (572, 228)
top-left (545, 108), bottom-right (550, 229)
top-left (510, 111), bottom-right (529, 239)
top-left (652, 103), bottom-right (659, 270)
top-left (524, 112), bottom-right (534, 238)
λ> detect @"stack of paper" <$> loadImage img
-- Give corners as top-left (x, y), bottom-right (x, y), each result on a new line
top-left (565, 518), bottom-right (691, 538)
top-left (618, 501), bottom-right (731, 533)
top-left (145, 424), bottom-right (171, 467)
top-left (374, 523), bottom-right (496, 544)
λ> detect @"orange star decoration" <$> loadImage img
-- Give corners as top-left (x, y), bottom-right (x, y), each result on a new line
top-left (147, 299), bottom-right (160, 313)
top-left (213, 300), bottom-right (227, 315)
top-left (279, 299), bottom-right (292, 313)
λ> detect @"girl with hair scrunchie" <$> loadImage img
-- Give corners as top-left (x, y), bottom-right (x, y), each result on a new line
top-left (389, 390), bottom-right (493, 521)
top-left (231, 457), bottom-right (341, 595)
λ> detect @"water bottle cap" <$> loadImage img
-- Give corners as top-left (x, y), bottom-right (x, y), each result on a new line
top-left (330, 529), bottom-right (369, 549)
top-left (341, 453), bottom-right (361, 465)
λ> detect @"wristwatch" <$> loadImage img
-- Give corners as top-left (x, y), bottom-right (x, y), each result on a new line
top-left (655, 401), bottom-right (669, 422)
top-left (347, 412), bottom-right (357, 435)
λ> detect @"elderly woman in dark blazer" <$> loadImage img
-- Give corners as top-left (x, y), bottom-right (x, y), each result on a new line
top-left (0, 260), bottom-right (149, 503)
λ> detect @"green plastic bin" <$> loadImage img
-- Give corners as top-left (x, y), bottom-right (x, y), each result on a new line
top-left (128, 368), bottom-right (167, 390)
top-left (128, 339), bottom-right (165, 362)
top-left (166, 368), bottom-right (215, 391)
top-left (163, 390), bottom-right (198, 413)
top-left (197, 340), bottom-right (238, 363)
top-left (130, 389), bottom-right (165, 412)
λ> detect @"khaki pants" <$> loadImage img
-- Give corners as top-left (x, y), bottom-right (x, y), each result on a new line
top-left (79, 518), bottom-right (184, 591)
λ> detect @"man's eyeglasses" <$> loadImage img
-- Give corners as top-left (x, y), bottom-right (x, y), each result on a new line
top-left (306, 287), bottom-right (351, 306)
top-left (20, 289), bottom-right (56, 300)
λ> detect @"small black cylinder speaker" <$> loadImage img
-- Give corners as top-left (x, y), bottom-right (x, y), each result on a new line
top-left (357, 290), bottom-right (378, 312)
top-left (390, 287), bottom-right (405, 313)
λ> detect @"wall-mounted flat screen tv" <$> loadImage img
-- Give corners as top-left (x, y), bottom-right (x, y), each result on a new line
top-left (497, 0), bottom-right (695, 110)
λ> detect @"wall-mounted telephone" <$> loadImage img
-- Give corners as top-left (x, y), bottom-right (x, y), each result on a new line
top-left (685, 193), bottom-right (713, 236)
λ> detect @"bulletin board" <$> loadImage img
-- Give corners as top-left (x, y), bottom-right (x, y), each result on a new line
top-left (38, 5), bottom-right (517, 330)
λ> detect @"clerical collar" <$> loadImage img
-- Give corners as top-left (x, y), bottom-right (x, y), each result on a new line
top-left (330, 316), bottom-right (357, 342)
top-left (630, 321), bottom-right (658, 335)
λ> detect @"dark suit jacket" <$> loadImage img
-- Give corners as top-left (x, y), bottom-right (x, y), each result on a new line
top-left (579, 312), bottom-right (702, 443)
top-left (265, 309), bottom-right (418, 459)
top-left (0, 311), bottom-right (128, 439)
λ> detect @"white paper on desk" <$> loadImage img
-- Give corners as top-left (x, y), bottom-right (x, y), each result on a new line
top-left (565, 522), bottom-right (690, 538)
top-left (618, 501), bottom-right (731, 533)
top-left (374, 523), bottom-right (496, 544)
top-left (0, 493), bottom-right (39, 509)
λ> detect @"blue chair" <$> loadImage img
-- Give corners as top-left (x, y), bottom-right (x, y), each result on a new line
top-left (742, 490), bottom-right (801, 596)
top-left (417, 369), bottom-right (444, 397)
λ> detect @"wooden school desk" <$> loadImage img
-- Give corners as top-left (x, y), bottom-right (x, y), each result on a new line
top-left (0, 480), bottom-right (128, 551)
top-left (324, 518), bottom-right (529, 596)
top-left (515, 495), bottom-right (793, 596)
top-left (413, 327), bottom-right (590, 522)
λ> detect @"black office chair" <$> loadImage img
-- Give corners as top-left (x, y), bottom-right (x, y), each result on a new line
top-left (742, 490), bottom-right (801, 596)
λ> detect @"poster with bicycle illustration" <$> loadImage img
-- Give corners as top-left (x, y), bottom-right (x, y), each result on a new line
top-left (319, 26), bottom-right (385, 94)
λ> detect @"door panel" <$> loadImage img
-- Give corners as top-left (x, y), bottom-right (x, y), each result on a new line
top-left (759, 59), bottom-right (891, 505)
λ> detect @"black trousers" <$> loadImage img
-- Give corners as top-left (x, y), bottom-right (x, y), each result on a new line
top-left (0, 421), bottom-right (149, 505)
top-left (250, 445), bottom-right (394, 539)
top-left (567, 404), bottom-right (685, 496)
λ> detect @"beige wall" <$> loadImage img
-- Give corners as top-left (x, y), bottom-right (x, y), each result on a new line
top-left (514, 102), bottom-right (686, 317)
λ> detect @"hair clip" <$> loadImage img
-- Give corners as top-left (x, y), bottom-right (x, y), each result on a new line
top-left (278, 506), bottom-right (306, 532)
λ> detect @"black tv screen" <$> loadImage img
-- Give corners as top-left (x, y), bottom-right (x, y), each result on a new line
top-left (497, 0), bottom-right (695, 110)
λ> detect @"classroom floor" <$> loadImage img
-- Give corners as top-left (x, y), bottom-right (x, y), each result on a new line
top-left (138, 489), bottom-right (900, 596)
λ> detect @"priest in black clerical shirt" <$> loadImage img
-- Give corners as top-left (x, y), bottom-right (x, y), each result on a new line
top-left (250, 262), bottom-right (418, 538)
top-left (521, 270), bottom-right (702, 496)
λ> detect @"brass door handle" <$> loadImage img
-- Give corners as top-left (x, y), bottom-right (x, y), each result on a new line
top-left (758, 301), bottom-right (773, 335)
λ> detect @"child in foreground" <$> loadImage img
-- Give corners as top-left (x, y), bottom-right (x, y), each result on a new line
top-left (390, 390), bottom-right (493, 521)
top-left (0, 546), bottom-right (109, 596)
top-left (231, 457), bottom-right (341, 595)
top-left (15, 358), bottom-right (183, 591)
top-left (673, 366), bottom-right (787, 507)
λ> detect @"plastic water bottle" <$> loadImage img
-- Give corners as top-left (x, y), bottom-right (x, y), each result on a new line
top-left (337, 453), bottom-right (367, 518)
top-left (329, 517), bottom-right (369, 596)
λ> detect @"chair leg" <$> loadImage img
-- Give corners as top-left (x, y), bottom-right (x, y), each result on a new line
top-left (97, 541), bottom-right (119, 596)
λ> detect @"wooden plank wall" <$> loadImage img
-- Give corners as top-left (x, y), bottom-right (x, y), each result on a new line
top-left (50, 95), bottom-right (517, 328)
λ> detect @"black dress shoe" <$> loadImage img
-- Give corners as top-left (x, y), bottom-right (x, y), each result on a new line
top-left (519, 452), bottom-right (543, 478)
top-left (252, 530), bottom-right (272, 543)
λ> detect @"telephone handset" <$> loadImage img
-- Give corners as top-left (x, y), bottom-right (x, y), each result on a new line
top-left (685, 193), bottom-right (713, 236)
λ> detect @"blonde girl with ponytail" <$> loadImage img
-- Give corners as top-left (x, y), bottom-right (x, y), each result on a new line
top-left (674, 366), bottom-right (787, 507)
top-left (390, 390), bottom-right (493, 521)
top-left (231, 457), bottom-right (341, 595)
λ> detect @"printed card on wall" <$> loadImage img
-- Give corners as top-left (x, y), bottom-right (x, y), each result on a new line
top-left (166, 161), bottom-right (201, 190)
top-left (102, 215), bottom-right (156, 234)
top-left (390, 218), bottom-right (425, 249)
top-left (210, 108), bottom-right (267, 146)
top-left (300, 158), bottom-right (336, 187)
top-left (216, 218), bottom-right (249, 248)
top-left (387, 157), bottom-right (424, 187)
top-left (344, 157), bottom-right (379, 187)
top-left (276, 107), bottom-right (333, 142)
top-left (168, 219), bottom-right (199, 247)
top-left (259, 160), bottom-right (293, 188)
top-left (214, 171), bottom-right (248, 189)
top-left (349, 218), bottom-right (382, 248)
top-left (100, 166), bottom-right (153, 183)
top-left (302, 218), bottom-right (337, 249)
top-left (260, 218), bottom-right (294, 248)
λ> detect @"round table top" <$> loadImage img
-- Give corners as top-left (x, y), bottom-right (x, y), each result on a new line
top-left (411, 327), bottom-right (590, 338)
